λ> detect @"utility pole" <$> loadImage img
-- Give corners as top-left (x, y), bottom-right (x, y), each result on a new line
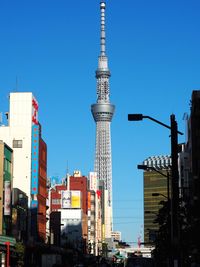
top-left (5, 241), bottom-right (10, 267)
top-left (170, 114), bottom-right (180, 267)
top-left (128, 113), bottom-right (182, 266)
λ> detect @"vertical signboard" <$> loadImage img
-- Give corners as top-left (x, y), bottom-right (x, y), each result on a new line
top-left (89, 172), bottom-right (97, 191)
top-left (31, 125), bottom-right (39, 194)
top-left (32, 98), bottom-right (38, 125)
top-left (88, 192), bottom-right (91, 210)
top-left (4, 181), bottom-right (11, 215)
top-left (31, 97), bottom-right (39, 195)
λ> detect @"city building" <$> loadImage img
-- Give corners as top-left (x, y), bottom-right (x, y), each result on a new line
top-left (46, 177), bottom-right (51, 244)
top-left (91, 0), bottom-right (115, 240)
top-left (50, 171), bottom-right (88, 249)
top-left (88, 172), bottom-right (102, 255)
top-left (142, 155), bottom-right (171, 244)
top-left (178, 143), bottom-right (190, 198)
top-left (0, 92), bottom-right (47, 242)
top-left (12, 188), bottom-right (28, 242)
top-left (0, 141), bottom-right (13, 236)
top-left (37, 131), bottom-right (47, 241)
top-left (87, 190), bottom-right (95, 253)
top-left (68, 171), bottom-right (88, 215)
top-left (67, 171), bottom-right (88, 245)
top-left (186, 90), bottom-right (200, 255)
top-left (0, 141), bottom-right (16, 265)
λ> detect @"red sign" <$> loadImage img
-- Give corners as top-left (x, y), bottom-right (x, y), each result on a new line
top-left (96, 190), bottom-right (101, 199)
top-left (32, 98), bottom-right (39, 125)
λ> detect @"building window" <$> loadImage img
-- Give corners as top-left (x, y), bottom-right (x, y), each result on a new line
top-left (13, 140), bottom-right (23, 148)
top-left (52, 199), bottom-right (60, 205)
top-left (4, 158), bottom-right (11, 173)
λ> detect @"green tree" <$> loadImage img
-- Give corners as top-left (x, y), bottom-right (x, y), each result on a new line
top-left (16, 242), bottom-right (25, 267)
top-left (152, 199), bottom-right (191, 267)
top-left (101, 242), bottom-right (108, 258)
top-left (152, 200), bottom-right (171, 267)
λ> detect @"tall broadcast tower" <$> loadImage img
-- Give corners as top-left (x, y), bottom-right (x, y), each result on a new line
top-left (91, 0), bottom-right (115, 239)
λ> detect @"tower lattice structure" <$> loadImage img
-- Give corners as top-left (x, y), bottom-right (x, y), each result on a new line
top-left (91, 1), bottom-right (115, 238)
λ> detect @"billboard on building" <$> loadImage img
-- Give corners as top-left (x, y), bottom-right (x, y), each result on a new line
top-left (71, 191), bottom-right (81, 208)
top-left (61, 190), bottom-right (81, 209)
top-left (61, 190), bottom-right (71, 208)
top-left (4, 181), bottom-right (11, 215)
top-left (61, 208), bottom-right (82, 221)
top-left (89, 172), bottom-right (97, 191)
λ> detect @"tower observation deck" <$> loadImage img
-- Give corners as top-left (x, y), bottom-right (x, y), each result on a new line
top-left (91, 1), bottom-right (115, 239)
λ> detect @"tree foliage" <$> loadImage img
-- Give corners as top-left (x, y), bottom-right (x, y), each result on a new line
top-left (152, 200), bottom-right (171, 267)
top-left (16, 241), bottom-right (25, 267)
top-left (152, 199), bottom-right (193, 266)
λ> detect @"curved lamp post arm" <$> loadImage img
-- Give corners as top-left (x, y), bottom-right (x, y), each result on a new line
top-left (128, 114), bottom-right (183, 135)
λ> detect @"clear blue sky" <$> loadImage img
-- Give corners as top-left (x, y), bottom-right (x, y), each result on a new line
top-left (0, 0), bottom-right (200, 243)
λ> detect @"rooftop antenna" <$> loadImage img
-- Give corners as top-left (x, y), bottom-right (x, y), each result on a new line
top-left (100, 0), bottom-right (106, 56)
top-left (66, 160), bottom-right (69, 175)
top-left (66, 160), bottom-right (70, 190)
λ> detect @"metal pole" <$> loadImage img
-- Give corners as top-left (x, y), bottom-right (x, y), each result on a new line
top-left (167, 171), bottom-right (170, 202)
top-left (170, 114), bottom-right (179, 267)
top-left (166, 170), bottom-right (172, 267)
top-left (5, 242), bottom-right (10, 267)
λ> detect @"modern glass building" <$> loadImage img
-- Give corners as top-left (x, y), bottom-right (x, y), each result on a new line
top-left (143, 155), bottom-right (171, 244)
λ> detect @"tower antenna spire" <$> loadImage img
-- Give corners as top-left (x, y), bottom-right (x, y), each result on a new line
top-left (91, 0), bottom-right (115, 239)
top-left (100, 1), bottom-right (106, 56)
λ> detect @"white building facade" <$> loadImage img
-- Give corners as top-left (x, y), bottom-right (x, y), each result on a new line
top-left (0, 92), bottom-right (39, 203)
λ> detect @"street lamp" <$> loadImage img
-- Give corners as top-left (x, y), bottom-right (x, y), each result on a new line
top-left (128, 113), bottom-right (183, 267)
top-left (128, 114), bottom-right (183, 135)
